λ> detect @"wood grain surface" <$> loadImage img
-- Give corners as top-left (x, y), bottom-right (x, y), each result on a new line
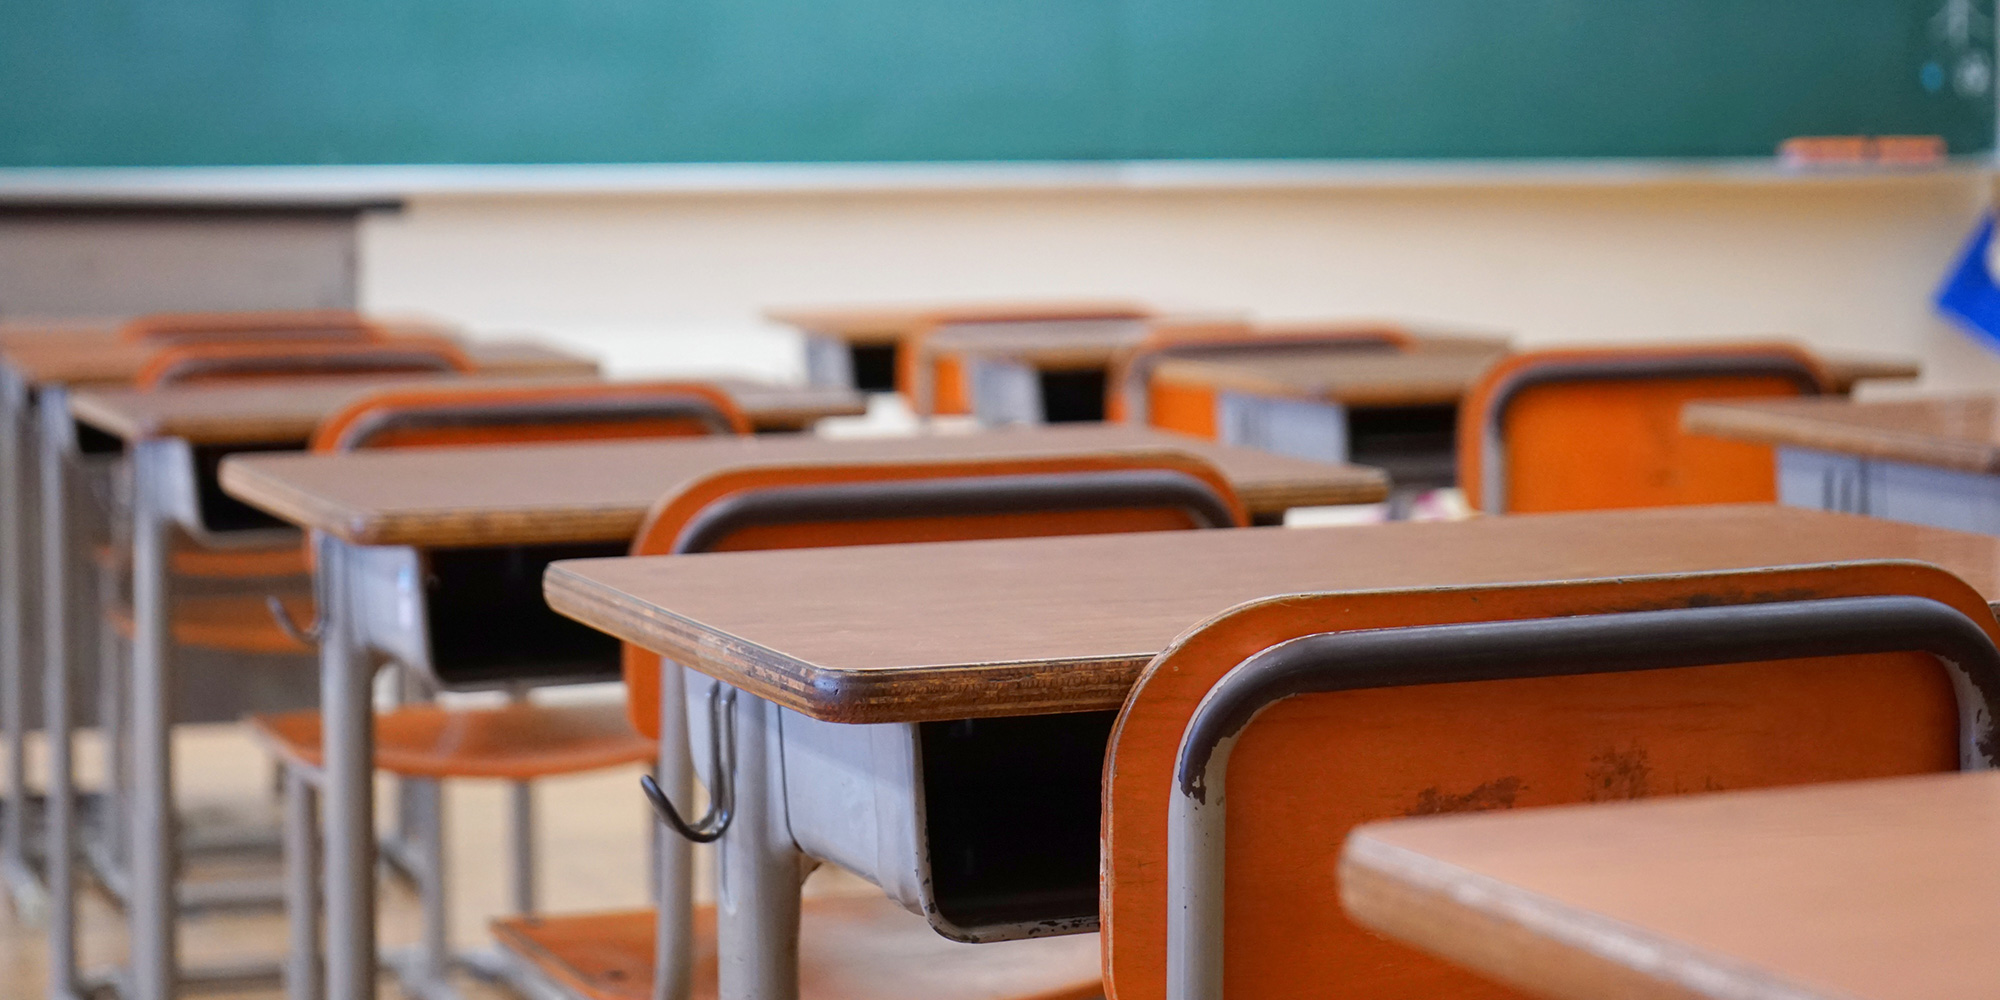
top-left (1150, 347), bottom-right (1507, 407)
top-left (938, 324), bottom-right (1153, 369)
top-left (69, 376), bottom-right (864, 444)
top-left (1684, 395), bottom-right (2000, 474)
top-left (763, 301), bottom-right (1154, 344)
top-left (0, 328), bottom-right (598, 387)
top-left (1342, 769), bottom-right (2000, 1000)
top-left (542, 504), bottom-right (2000, 722)
top-left (219, 423), bottom-right (1386, 547)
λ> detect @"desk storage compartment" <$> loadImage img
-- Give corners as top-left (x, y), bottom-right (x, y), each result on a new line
top-left (1347, 403), bottom-right (1459, 490)
top-left (192, 441), bottom-right (303, 533)
top-left (751, 680), bottom-right (1109, 943)
top-left (422, 542), bottom-right (627, 688)
top-left (350, 541), bottom-right (626, 690)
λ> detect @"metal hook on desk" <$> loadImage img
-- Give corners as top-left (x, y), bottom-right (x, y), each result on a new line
top-left (266, 569), bottom-right (324, 645)
top-left (640, 683), bottom-right (737, 843)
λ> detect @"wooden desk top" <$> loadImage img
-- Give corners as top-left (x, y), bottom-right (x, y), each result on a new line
top-left (1151, 347), bottom-right (1508, 408)
top-left (219, 423), bottom-right (1386, 548)
top-left (0, 329), bottom-right (599, 387)
top-left (541, 504), bottom-right (2000, 723)
top-left (1341, 769), bottom-right (2000, 1000)
top-left (70, 376), bottom-right (865, 445)
top-left (764, 302), bottom-right (1155, 344)
top-left (1816, 352), bottom-right (1921, 390)
top-left (1155, 347), bottom-right (1915, 409)
top-left (937, 323), bottom-right (1154, 369)
top-left (1685, 394), bottom-right (2000, 474)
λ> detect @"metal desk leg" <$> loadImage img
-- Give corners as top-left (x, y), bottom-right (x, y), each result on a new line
top-left (316, 535), bottom-right (378, 1000)
top-left (0, 370), bottom-right (43, 911)
top-left (128, 438), bottom-right (178, 1000)
top-left (715, 692), bottom-right (801, 1000)
top-left (654, 662), bottom-right (694, 1000)
top-left (39, 391), bottom-right (79, 999)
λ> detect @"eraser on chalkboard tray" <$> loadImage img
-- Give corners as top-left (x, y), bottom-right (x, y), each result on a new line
top-left (1779, 135), bottom-right (1947, 169)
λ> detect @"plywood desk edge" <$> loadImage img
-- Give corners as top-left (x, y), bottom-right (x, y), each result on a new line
top-left (1149, 356), bottom-right (1489, 408)
top-left (1682, 401), bottom-right (2000, 475)
top-left (543, 559), bottom-right (1152, 723)
top-left (218, 455), bottom-right (649, 549)
top-left (1339, 830), bottom-right (1806, 1000)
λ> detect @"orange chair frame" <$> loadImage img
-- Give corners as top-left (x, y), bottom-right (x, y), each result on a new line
top-left (1101, 560), bottom-right (1998, 1000)
top-left (309, 380), bottom-right (751, 452)
top-left (1456, 344), bottom-right (1827, 514)
top-left (134, 337), bottom-right (474, 389)
top-left (119, 309), bottom-right (389, 344)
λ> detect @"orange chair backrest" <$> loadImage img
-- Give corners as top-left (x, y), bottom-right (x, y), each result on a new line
top-left (120, 309), bottom-right (388, 345)
top-left (310, 381), bottom-right (751, 453)
top-left (1111, 322), bottom-right (1412, 427)
top-left (1458, 344), bottom-right (1827, 513)
top-left (135, 337), bottom-right (474, 389)
top-left (623, 451), bottom-right (1246, 736)
top-left (1101, 560), bottom-right (1999, 1000)
top-left (895, 304), bottom-right (1154, 417)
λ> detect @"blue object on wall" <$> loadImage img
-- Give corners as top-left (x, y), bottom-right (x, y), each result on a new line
top-left (1936, 213), bottom-right (2000, 353)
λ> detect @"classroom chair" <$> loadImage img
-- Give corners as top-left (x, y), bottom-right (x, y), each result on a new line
top-left (1099, 560), bottom-right (2000, 1000)
top-left (1457, 344), bottom-right (1827, 514)
top-left (897, 304), bottom-right (1154, 418)
top-left (119, 310), bottom-right (390, 345)
top-left (1111, 322), bottom-right (1412, 429)
top-left (86, 339), bottom-right (485, 906)
top-left (492, 451), bottom-right (1247, 1000)
top-left (134, 337), bottom-right (474, 389)
top-left (244, 381), bottom-right (750, 999)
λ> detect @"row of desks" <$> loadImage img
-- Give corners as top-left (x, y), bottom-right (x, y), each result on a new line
top-left (11, 322), bottom-right (1974, 1000)
top-left (49, 365), bottom-right (1385, 1000)
top-left (0, 335), bottom-right (871, 1000)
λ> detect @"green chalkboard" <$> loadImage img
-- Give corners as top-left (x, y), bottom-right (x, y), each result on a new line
top-left (2, 0), bottom-right (1992, 167)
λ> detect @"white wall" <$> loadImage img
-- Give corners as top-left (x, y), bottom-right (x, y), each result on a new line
top-left (359, 173), bottom-right (2000, 394)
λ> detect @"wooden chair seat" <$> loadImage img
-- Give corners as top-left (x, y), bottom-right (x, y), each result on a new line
top-left (107, 591), bottom-right (315, 655)
top-left (491, 897), bottom-right (1102, 1000)
top-left (92, 540), bottom-right (309, 580)
top-left (247, 702), bottom-right (655, 780)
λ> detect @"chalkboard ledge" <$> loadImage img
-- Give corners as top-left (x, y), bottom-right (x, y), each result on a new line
top-left (0, 158), bottom-right (1988, 202)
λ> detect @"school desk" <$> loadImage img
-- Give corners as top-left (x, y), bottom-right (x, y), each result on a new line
top-left (765, 302), bottom-right (1155, 407)
top-left (1341, 768), bottom-right (2000, 1000)
top-left (1147, 346), bottom-right (1507, 493)
top-left (537, 504), bottom-right (2000, 1000)
top-left (931, 322), bottom-right (1155, 424)
top-left (1152, 347), bottom-right (1916, 495)
top-left (26, 374), bottom-right (865, 1000)
top-left (1684, 394), bottom-right (2000, 534)
top-left (0, 336), bottom-right (599, 943)
top-left (206, 424), bottom-right (1382, 1000)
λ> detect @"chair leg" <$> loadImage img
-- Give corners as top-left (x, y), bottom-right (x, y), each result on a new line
top-left (282, 768), bottom-right (321, 1000)
top-left (508, 781), bottom-right (535, 916)
top-left (414, 778), bottom-right (452, 988)
top-left (94, 583), bottom-right (125, 873)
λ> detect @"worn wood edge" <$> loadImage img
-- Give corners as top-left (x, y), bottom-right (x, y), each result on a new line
top-left (1683, 404), bottom-right (2000, 475)
top-left (1151, 361), bottom-right (1477, 408)
top-left (1233, 471), bottom-right (1390, 511)
top-left (543, 560), bottom-right (1148, 722)
top-left (1339, 833), bottom-right (1846, 1000)
top-left (217, 458), bottom-right (376, 543)
top-left (65, 392), bottom-right (152, 441)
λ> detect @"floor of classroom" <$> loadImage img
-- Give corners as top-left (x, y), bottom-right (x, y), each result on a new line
top-left (0, 717), bottom-right (874, 998)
